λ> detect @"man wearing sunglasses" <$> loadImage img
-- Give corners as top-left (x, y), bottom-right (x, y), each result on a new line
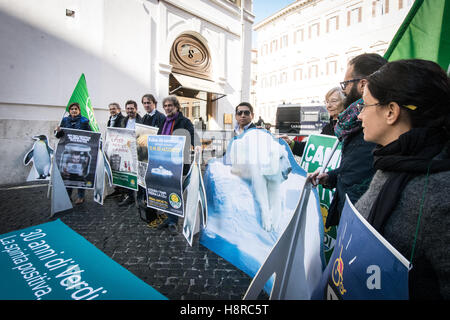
top-left (235, 102), bottom-right (256, 135)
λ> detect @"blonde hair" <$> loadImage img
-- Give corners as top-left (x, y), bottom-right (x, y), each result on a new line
top-left (325, 87), bottom-right (344, 102)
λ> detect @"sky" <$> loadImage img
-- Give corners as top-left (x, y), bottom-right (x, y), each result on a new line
top-left (252, 0), bottom-right (295, 24)
top-left (251, 0), bottom-right (295, 46)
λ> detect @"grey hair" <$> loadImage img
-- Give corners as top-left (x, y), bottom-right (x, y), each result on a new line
top-left (162, 95), bottom-right (181, 111)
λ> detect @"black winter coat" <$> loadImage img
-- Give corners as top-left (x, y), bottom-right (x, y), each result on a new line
top-left (324, 127), bottom-right (376, 228)
top-left (142, 110), bottom-right (166, 129)
top-left (157, 112), bottom-right (198, 175)
top-left (107, 113), bottom-right (125, 128)
top-left (123, 114), bottom-right (143, 128)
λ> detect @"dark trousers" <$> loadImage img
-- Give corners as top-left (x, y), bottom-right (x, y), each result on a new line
top-left (137, 186), bottom-right (157, 221)
top-left (67, 188), bottom-right (85, 199)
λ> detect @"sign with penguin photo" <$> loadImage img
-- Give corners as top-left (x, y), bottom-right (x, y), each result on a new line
top-left (23, 135), bottom-right (54, 181)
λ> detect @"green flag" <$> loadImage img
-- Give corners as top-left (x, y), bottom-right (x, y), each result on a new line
top-left (384, 0), bottom-right (450, 74)
top-left (66, 73), bottom-right (100, 132)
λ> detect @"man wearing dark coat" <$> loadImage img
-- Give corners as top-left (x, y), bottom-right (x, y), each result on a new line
top-left (310, 53), bottom-right (387, 228)
top-left (107, 102), bottom-right (125, 128)
top-left (141, 94), bottom-right (166, 128)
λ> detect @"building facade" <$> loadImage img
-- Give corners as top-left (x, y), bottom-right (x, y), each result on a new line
top-left (253, 0), bottom-right (413, 124)
top-left (0, 0), bottom-right (254, 185)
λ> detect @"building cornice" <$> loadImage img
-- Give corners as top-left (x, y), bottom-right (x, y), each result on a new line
top-left (161, 0), bottom-right (254, 38)
top-left (253, 0), bottom-right (317, 31)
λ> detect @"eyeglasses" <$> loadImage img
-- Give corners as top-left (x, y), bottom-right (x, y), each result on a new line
top-left (236, 110), bottom-right (251, 116)
top-left (325, 99), bottom-right (340, 105)
top-left (340, 78), bottom-right (361, 90)
top-left (163, 104), bottom-right (174, 108)
top-left (356, 102), bottom-right (382, 112)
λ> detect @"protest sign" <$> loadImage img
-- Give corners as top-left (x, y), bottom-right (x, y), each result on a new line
top-left (244, 179), bottom-right (325, 300)
top-left (54, 128), bottom-right (101, 189)
top-left (104, 127), bottom-right (138, 190)
top-left (23, 135), bottom-right (54, 182)
top-left (200, 129), bottom-right (324, 294)
top-left (93, 148), bottom-right (106, 205)
top-left (135, 123), bottom-right (159, 187)
top-left (300, 134), bottom-right (342, 263)
top-left (182, 151), bottom-right (208, 246)
top-left (50, 155), bottom-right (73, 216)
top-left (311, 195), bottom-right (409, 300)
top-left (145, 135), bottom-right (186, 217)
top-left (0, 220), bottom-right (167, 300)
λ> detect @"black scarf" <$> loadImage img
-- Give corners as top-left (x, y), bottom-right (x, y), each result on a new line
top-left (367, 127), bottom-right (450, 233)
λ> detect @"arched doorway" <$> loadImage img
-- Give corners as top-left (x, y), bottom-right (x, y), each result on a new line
top-left (169, 33), bottom-right (225, 130)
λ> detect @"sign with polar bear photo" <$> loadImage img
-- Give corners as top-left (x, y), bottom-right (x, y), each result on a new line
top-left (200, 129), bottom-right (325, 292)
top-left (104, 127), bottom-right (138, 190)
top-left (300, 134), bottom-right (342, 263)
top-left (0, 220), bottom-right (167, 300)
top-left (145, 135), bottom-right (186, 217)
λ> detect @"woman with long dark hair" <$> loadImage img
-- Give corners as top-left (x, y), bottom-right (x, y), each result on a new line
top-left (356, 59), bottom-right (450, 299)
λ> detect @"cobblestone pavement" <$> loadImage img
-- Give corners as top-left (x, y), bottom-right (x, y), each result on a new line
top-left (0, 182), bottom-right (256, 300)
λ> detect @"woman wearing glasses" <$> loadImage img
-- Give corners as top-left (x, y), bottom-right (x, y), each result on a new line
top-left (355, 59), bottom-right (450, 299)
top-left (282, 86), bottom-right (346, 155)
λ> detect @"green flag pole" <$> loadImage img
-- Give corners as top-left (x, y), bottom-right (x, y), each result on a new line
top-left (384, 0), bottom-right (450, 73)
top-left (65, 74), bottom-right (100, 132)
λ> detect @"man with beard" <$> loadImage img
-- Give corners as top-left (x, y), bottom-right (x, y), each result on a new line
top-left (309, 53), bottom-right (387, 228)
top-left (105, 103), bottom-right (126, 199)
top-left (118, 100), bottom-right (142, 206)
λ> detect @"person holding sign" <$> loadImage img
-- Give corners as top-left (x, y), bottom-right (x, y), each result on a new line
top-left (139, 94), bottom-right (167, 226)
top-left (107, 102), bottom-right (125, 128)
top-left (309, 53), bottom-right (386, 229)
top-left (156, 96), bottom-right (198, 234)
top-left (54, 102), bottom-right (91, 204)
top-left (355, 59), bottom-right (450, 299)
top-left (118, 100), bottom-right (143, 207)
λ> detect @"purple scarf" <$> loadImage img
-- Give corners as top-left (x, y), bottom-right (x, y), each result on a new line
top-left (161, 112), bottom-right (179, 135)
top-left (334, 98), bottom-right (363, 141)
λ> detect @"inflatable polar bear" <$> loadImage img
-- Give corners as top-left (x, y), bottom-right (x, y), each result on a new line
top-left (228, 129), bottom-right (292, 232)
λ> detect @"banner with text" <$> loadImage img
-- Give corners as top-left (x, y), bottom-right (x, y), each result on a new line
top-left (104, 127), bottom-right (138, 190)
top-left (145, 135), bottom-right (186, 217)
top-left (300, 134), bottom-right (342, 263)
top-left (0, 220), bottom-right (167, 300)
top-left (135, 123), bottom-right (159, 187)
top-left (54, 128), bottom-right (101, 189)
top-left (311, 195), bottom-right (409, 300)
